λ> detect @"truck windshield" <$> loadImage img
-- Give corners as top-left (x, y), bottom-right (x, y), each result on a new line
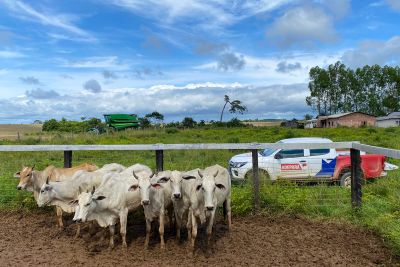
top-left (260, 148), bottom-right (277, 157)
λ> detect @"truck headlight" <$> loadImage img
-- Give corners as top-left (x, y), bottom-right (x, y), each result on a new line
top-left (230, 161), bottom-right (247, 168)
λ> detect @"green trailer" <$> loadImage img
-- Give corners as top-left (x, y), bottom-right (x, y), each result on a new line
top-left (103, 114), bottom-right (139, 131)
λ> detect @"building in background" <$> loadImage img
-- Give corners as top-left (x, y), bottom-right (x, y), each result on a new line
top-left (317, 112), bottom-right (376, 128)
top-left (376, 112), bottom-right (400, 128)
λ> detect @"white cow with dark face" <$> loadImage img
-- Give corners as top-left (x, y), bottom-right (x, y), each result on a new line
top-left (129, 170), bottom-right (173, 250)
top-left (188, 164), bottom-right (232, 252)
top-left (73, 164), bottom-right (150, 249)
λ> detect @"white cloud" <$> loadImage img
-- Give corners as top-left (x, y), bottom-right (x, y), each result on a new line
top-left (61, 56), bottom-right (130, 70)
top-left (266, 5), bottom-right (338, 48)
top-left (341, 36), bottom-right (400, 67)
top-left (321, 0), bottom-right (351, 18)
top-left (0, 0), bottom-right (95, 41)
top-left (0, 50), bottom-right (25, 58)
top-left (106, 0), bottom-right (291, 31)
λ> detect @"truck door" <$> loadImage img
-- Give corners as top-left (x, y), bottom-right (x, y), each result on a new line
top-left (307, 149), bottom-right (336, 178)
top-left (274, 149), bottom-right (309, 179)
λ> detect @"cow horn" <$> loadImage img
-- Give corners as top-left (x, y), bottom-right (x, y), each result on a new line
top-left (198, 170), bottom-right (203, 178)
top-left (150, 172), bottom-right (155, 178)
top-left (46, 176), bottom-right (49, 184)
top-left (132, 170), bottom-right (139, 179)
top-left (91, 186), bottom-right (95, 195)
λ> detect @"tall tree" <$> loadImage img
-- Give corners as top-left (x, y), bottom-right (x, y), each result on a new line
top-left (220, 95), bottom-right (247, 122)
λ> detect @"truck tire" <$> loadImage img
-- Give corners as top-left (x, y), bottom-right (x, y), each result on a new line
top-left (340, 172), bottom-right (352, 188)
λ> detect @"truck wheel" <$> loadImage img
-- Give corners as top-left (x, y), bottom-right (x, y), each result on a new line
top-left (245, 169), bottom-right (271, 183)
top-left (340, 172), bottom-right (352, 188)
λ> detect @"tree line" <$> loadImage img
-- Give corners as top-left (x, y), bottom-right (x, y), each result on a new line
top-left (306, 62), bottom-right (400, 116)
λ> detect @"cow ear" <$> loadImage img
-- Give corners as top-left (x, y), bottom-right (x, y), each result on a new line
top-left (213, 170), bottom-right (219, 178)
top-left (151, 183), bottom-right (162, 189)
top-left (215, 183), bottom-right (225, 190)
top-left (13, 172), bottom-right (21, 178)
top-left (198, 170), bottom-right (203, 178)
top-left (128, 184), bottom-right (138, 191)
top-left (95, 196), bottom-right (106, 201)
top-left (182, 174), bottom-right (196, 180)
top-left (69, 199), bottom-right (78, 205)
top-left (157, 176), bottom-right (170, 183)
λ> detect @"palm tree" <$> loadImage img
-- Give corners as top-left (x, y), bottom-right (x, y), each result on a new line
top-left (220, 95), bottom-right (247, 122)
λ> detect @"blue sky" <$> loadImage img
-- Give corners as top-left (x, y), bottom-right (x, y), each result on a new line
top-left (0, 0), bottom-right (399, 123)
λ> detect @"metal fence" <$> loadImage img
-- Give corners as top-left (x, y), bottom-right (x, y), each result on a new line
top-left (0, 141), bottom-right (399, 211)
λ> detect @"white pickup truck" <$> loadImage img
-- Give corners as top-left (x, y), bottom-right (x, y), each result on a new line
top-left (229, 137), bottom-right (393, 186)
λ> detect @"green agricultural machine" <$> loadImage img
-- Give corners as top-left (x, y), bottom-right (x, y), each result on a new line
top-left (103, 114), bottom-right (139, 131)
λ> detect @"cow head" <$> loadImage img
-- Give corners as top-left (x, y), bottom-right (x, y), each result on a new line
top-left (169, 171), bottom-right (184, 200)
top-left (37, 177), bottom-right (53, 207)
top-left (73, 187), bottom-right (105, 223)
top-left (197, 169), bottom-right (224, 211)
top-left (129, 170), bottom-right (155, 206)
top-left (14, 165), bottom-right (35, 190)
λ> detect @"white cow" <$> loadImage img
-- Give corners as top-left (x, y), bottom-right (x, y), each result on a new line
top-left (188, 164), bottom-right (232, 252)
top-left (73, 164), bottom-right (151, 248)
top-left (37, 164), bottom-right (125, 237)
top-left (170, 168), bottom-right (202, 241)
top-left (129, 170), bottom-right (173, 250)
top-left (14, 163), bottom-right (98, 227)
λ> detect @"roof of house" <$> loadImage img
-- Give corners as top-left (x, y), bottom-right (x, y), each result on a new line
top-left (377, 112), bottom-right (400, 121)
top-left (318, 112), bottom-right (375, 120)
top-left (278, 137), bottom-right (332, 144)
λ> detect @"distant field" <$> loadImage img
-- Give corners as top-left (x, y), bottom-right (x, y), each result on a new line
top-left (0, 124), bottom-right (42, 140)
top-left (243, 121), bottom-right (282, 127)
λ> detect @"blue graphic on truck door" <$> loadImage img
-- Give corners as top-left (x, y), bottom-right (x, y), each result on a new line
top-left (315, 158), bottom-right (337, 177)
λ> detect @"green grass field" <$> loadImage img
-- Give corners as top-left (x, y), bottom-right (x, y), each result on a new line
top-left (2, 126), bottom-right (400, 254)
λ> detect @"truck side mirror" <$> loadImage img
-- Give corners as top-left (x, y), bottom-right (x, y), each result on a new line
top-left (274, 153), bottom-right (283, 160)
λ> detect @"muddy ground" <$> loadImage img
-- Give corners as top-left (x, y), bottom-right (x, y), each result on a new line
top-left (0, 211), bottom-right (397, 267)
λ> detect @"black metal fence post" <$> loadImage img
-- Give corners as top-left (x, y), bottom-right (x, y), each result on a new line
top-left (252, 149), bottom-right (260, 211)
top-left (64, 150), bottom-right (72, 168)
top-left (155, 150), bottom-right (164, 172)
top-left (350, 148), bottom-right (362, 208)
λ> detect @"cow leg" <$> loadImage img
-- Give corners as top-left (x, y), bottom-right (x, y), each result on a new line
top-left (119, 209), bottom-right (128, 248)
top-left (227, 197), bottom-right (232, 231)
top-left (175, 210), bottom-right (182, 241)
top-left (109, 225), bottom-right (115, 249)
top-left (206, 210), bottom-right (215, 249)
top-left (186, 211), bottom-right (192, 242)
top-left (144, 219), bottom-right (151, 249)
top-left (159, 211), bottom-right (165, 250)
top-left (190, 211), bottom-right (197, 253)
top-left (56, 206), bottom-right (64, 228)
top-left (74, 224), bottom-right (81, 239)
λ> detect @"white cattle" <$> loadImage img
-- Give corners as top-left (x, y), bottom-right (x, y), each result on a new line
top-left (188, 164), bottom-right (232, 252)
top-left (129, 170), bottom-right (173, 250)
top-left (14, 163), bottom-right (98, 227)
top-left (170, 168), bottom-right (202, 241)
top-left (37, 165), bottom-right (125, 237)
top-left (73, 164), bottom-right (151, 248)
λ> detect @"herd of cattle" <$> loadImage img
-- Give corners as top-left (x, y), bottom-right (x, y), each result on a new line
top-left (13, 162), bottom-right (232, 251)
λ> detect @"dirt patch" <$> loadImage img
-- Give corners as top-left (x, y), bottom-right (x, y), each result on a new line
top-left (0, 211), bottom-right (397, 267)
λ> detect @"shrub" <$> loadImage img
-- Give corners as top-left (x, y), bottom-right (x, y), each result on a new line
top-left (166, 128), bottom-right (179, 134)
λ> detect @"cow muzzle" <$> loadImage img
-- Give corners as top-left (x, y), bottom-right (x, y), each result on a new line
top-left (142, 200), bottom-right (150, 205)
top-left (73, 218), bottom-right (82, 223)
top-left (173, 193), bottom-right (181, 199)
top-left (206, 206), bottom-right (214, 211)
